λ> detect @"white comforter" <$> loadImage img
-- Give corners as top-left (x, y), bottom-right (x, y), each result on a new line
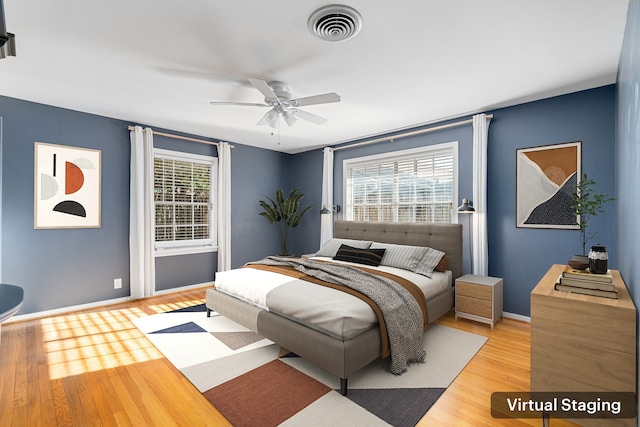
top-left (214, 256), bottom-right (452, 340)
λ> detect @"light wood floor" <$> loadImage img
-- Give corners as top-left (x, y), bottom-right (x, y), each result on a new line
top-left (0, 288), bottom-right (578, 426)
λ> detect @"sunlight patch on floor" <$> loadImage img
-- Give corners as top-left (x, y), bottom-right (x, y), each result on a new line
top-left (149, 297), bottom-right (205, 314)
top-left (41, 307), bottom-right (163, 380)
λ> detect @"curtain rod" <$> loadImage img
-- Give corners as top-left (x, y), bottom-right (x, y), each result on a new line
top-left (332, 114), bottom-right (493, 151)
top-left (127, 126), bottom-right (233, 148)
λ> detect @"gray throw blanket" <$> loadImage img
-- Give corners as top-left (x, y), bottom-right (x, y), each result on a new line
top-left (249, 256), bottom-right (426, 375)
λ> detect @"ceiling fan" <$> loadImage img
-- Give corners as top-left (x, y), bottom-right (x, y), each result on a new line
top-left (209, 78), bottom-right (340, 128)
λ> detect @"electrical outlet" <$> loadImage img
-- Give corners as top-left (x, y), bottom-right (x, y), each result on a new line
top-left (114, 278), bottom-right (122, 289)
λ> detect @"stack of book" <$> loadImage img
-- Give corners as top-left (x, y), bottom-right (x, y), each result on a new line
top-left (555, 266), bottom-right (617, 299)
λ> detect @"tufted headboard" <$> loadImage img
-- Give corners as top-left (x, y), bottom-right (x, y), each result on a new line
top-left (333, 220), bottom-right (463, 280)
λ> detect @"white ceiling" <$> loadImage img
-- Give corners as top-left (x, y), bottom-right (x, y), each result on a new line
top-left (0, 0), bottom-right (629, 154)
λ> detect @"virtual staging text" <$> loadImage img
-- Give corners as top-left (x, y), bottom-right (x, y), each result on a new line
top-left (491, 392), bottom-right (636, 419)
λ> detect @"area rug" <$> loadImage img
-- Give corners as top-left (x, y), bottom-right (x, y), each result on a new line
top-left (132, 304), bottom-right (487, 427)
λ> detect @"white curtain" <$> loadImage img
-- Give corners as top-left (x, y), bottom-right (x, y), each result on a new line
top-left (472, 114), bottom-right (491, 275)
top-left (320, 147), bottom-right (334, 248)
top-left (217, 142), bottom-right (232, 271)
top-left (129, 126), bottom-right (155, 299)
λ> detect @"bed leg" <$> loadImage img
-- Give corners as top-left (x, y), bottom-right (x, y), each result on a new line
top-left (206, 308), bottom-right (212, 317)
top-left (340, 378), bottom-right (348, 396)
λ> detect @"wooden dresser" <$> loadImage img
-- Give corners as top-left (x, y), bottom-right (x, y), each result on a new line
top-left (530, 264), bottom-right (637, 426)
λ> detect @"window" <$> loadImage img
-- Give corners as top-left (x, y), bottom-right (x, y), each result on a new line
top-left (153, 149), bottom-right (217, 255)
top-left (344, 142), bottom-right (457, 223)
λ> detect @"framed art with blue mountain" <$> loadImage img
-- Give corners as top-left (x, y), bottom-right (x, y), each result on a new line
top-left (34, 142), bottom-right (102, 229)
top-left (516, 141), bottom-right (581, 229)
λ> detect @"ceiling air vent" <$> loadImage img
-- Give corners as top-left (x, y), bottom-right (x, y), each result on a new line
top-left (308, 5), bottom-right (362, 42)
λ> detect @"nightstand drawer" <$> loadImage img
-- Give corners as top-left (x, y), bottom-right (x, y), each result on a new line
top-left (456, 295), bottom-right (493, 318)
top-left (457, 281), bottom-right (492, 300)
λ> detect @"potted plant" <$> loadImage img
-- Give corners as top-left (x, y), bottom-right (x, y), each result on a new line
top-left (259, 188), bottom-right (313, 256)
top-left (569, 173), bottom-right (615, 266)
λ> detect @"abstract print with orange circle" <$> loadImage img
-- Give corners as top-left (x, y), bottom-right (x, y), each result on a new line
top-left (35, 142), bottom-right (101, 228)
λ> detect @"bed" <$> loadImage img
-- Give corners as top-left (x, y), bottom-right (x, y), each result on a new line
top-left (205, 220), bottom-right (462, 395)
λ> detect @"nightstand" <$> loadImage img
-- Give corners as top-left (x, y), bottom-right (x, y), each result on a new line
top-left (455, 274), bottom-right (503, 330)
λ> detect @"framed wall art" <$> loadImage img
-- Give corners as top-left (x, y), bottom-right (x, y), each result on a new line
top-left (34, 142), bottom-right (102, 229)
top-left (516, 141), bottom-right (581, 229)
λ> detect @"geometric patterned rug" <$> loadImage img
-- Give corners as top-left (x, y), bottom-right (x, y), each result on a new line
top-left (132, 304), bottom-right (487, 427)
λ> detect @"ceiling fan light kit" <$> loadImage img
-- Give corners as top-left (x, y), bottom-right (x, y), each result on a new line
top-left (282, 110), bottom-right (297, 127)
top-left (258, 109), bottom-right (281, 128)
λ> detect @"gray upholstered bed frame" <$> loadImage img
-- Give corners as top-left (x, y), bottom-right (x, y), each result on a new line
top-left (205, 220), bottom-right (462, 395)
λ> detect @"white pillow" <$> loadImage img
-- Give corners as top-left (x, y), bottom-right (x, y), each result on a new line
top-left (370, 242), bottom-right (427, 272)
top-left (370, 242), bottom-right (445, 278)
top-left (315, 238), bottom-right (373, 257)
top-left (413, 247), bottom-right (446, 278)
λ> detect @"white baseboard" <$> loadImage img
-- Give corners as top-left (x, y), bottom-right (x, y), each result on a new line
top-left (5, 282), bottom-right (214, 324)
top-left (154, 281), bottom-right (213, 296)
top-left (503, 311), bottom-right (531, 323)
top-left (6, 296), bottom-right (133, 324)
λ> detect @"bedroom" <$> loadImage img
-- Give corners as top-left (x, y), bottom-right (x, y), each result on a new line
top-left (1, 0), bottom-right (639, 425)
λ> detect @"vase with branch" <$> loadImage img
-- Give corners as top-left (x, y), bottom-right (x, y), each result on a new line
top-left (259, 188), bottom-right (313, 256)
top-left (570, 173), bottom-right (615, 266)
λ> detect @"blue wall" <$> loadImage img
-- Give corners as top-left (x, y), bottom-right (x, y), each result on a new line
top-left (290, 148), bottom-right (323, 257)
top-left (487, 86), bottom-right (616, 316)
top-left (0, 80), bottom-right (622, 318)
top-left (0, 96), bottom-right (289, 314)
top-left (0, 97), bottom-right (131, 313)
top-left (616, 0), bottom-right (640, 303)
top-left (615, 0), bottom-right (640, 401)
top-left (230, 143), bottom-right (292, 267)
top-left (292, 86), bottom-right (617, 317)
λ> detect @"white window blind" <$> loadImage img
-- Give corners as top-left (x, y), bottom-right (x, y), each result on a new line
top-left (153, 149), bottom-right (217, 254)
top-left (344, 144), bottom-right (456, 223)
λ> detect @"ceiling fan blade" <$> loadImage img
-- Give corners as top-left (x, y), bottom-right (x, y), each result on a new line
top-left (293, 109), bottom-right (328, 125)
top-left (247, 77), bottom-right (279, 101)
top-left (291, 92), bottom-right (340, 107)
top-left (257, 113), bottom-right (269, 126)
top-left (209, 101), bottom-right (269, 107)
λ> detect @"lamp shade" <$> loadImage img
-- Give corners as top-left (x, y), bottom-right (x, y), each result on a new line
top-left (264, 109), bottom-right (280, 128)
top-left (320, 204), bottom-right (341, 214)
top-left (458, 198), bottom-right (475, 213)
top-left (283, 110), bottom-right (297, 126)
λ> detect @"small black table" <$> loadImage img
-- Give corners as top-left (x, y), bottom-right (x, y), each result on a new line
top-left (0, 284), bottom-right (24, 346)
